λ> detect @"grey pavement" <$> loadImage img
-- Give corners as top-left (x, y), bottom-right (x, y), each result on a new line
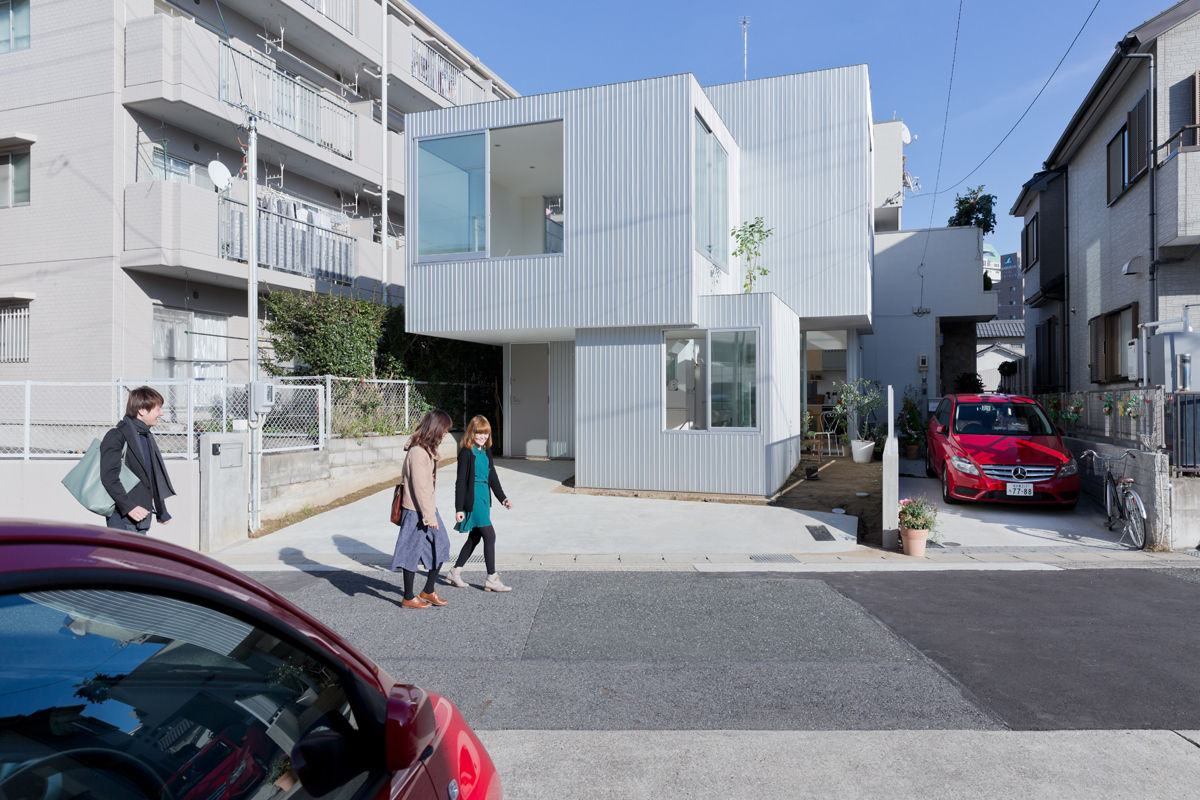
top-left (478, 729), bottom-right (1200, 800)
top-left (213, 458), bottom-right (1179, 575)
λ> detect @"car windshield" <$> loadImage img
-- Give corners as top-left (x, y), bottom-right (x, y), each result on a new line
top-left (952, 402), bottom-right (1054, 436)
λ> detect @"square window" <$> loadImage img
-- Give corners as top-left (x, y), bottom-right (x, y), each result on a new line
top-left (0, 150), bottom-right (30, 207)
top-left (416, 134), bottom-right (486, 256)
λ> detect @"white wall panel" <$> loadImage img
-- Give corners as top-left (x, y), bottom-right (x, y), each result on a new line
top-left (406, 76), bottom-right (696, 338)
top-left (704, 68), bottom-right (874, 326)
top-left (549, 340), bottom-right (575, 458)
top-left (766, 295), bottom-right (803, 493)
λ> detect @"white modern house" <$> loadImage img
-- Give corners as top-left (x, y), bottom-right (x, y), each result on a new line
top-left (404, 67), bottom-right (877, 497)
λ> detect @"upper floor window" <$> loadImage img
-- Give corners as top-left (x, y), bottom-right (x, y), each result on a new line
top-left (490, 121), bottom-right (564, 257)
top-left (0, 0), bottom-right (30, 53)
top-left (417, 134), bottom-right (486, 256)
top-left (0, 300), bottom-right (29, 362)
top-left (694, 114), bottom-right (729, 268)
top-left (1021, 213), bottom-right (1038, 268)
top-left (0, 149), bottom-right (30, 207)
top-left (1107, 92), bottom-right (1150, 204)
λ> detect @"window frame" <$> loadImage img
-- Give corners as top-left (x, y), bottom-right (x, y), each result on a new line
top-left (0, 149), bottom-right (31, 207)
top-left (1107, 126), bottom-right (1127, 205)
top-left (153, 306), bottom-right (230, 380)
top-left (1087, 302), bottom-right (1139, 383)
top-left (0, 0), bottom-right (30, 54)
top-left (662, 326), bottom-right (760, 434)
top-left (693, 112), bottom-right (730, 272)
top-left (1021, 213), bottom-right (1039, 269)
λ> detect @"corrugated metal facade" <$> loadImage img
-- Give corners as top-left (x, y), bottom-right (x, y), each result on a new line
top-left (548, 341), bottom-right (575, 458)
top-left (405, 75), bottom-right (699, 338)
top-left (576, 293), bottom-right (798, 496)
top-left (703, 67), bottom-right (874, 325)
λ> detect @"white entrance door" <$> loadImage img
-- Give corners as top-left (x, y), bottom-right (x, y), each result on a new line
top-left (510, 343), bottom-right (549, 457)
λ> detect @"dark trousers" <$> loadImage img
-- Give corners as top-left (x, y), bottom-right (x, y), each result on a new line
top-left (105, 513), bottom-right (148, 534)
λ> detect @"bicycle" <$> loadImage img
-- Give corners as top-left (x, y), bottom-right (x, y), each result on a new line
top-left (1080, 450), bottom-right (1147, 550)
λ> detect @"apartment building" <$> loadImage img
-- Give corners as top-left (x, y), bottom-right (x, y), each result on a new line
top-left (1012, 0), bottom-right (1200, 393)
top-left (402, 67), bottom-right (877, 497)
top-left (0, 0), bottom-right (515, 381)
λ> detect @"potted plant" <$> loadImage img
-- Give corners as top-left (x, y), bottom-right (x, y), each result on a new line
top-left (833, 378), bottom-right (884, 463)
top-left (898, 496), bottom-right (938, 557)
top-left (801, 409), bottom-right (817, 453)
top-left (897, 393), bottom-right (925, 460)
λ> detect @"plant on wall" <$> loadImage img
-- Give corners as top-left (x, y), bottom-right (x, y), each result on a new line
top-left (731, 216), bottom-right (774, 293)
top-left (947, 185), bottom-right (997, 235)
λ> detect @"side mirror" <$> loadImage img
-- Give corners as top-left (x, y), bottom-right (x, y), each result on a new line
top-left (385, 683), bottom-right (437, 771)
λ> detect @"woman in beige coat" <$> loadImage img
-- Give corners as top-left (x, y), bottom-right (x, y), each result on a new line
top-left (390, 409), bottom-right (453, 608)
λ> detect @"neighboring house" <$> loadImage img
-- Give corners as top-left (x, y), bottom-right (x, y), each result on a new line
top-left (1011, 0), bottom-right (1200, 393)
top-left (976, 319), bottom-right (1026, 391)
top-left (0, 0), bottom-right (516, 381)
top-left (861, 121), bottom-right (997, 410)
top-left (404, 67), bottom-right (877, 497)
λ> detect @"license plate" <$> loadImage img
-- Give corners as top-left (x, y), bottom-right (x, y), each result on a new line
top-left (1006, 483), bottom-right (1033, 497)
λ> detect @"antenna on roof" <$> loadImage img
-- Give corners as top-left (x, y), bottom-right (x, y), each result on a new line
top-left (740, 16), bottom-right (749, 80)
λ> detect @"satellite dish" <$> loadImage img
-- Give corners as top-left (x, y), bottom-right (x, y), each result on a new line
top-left (900, 123), bottom-right (913, 146)
top-left (207, 160), bottom-right (232, 191)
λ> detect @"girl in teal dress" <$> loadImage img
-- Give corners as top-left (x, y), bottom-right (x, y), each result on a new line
top-left (448, 415), bottom-right (514, 592)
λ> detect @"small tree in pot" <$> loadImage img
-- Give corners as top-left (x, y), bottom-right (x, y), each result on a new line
top-left (834, 378), bottom-right (884, 463)
top-left (897, 391), bottom-right (925, 460)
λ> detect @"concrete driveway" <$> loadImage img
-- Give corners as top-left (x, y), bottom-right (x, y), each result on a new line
top-left (898, 475), bottom-right (1129, 551)
top-left (216, 458), bottom-right (866, 571)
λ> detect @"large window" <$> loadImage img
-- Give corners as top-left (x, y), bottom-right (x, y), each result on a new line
top-left (665, 329), bottom-right (757, 431)
top-left (693, 115), bottom-right (728, 268)
top-left (0, 0), bottom-right (30, 53)
top-left (417, 133), bottom-right (485, 256)
top-left (0, 150), bottom-right (30, 207)
top-left (1088, 303), bottom-right (1138, 383)
top-left (489, 121), bottom-right (564, 257)
top-left (153, 307), bottom-right (228, 380)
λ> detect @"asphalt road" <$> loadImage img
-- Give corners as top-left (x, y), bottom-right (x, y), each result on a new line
top-left (256, 566), bottom-right (1200, 733)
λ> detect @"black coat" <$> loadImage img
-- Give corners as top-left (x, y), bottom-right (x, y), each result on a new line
top-left (454, 446), bottom-right (506, 514)
top-left (100, 417), bottom-right (176, 523)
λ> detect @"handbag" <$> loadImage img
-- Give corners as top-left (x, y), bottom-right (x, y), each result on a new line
top-left (390, 467), bottom-right (407, 525)
top-left (61, 438), bottom-right (140, 517)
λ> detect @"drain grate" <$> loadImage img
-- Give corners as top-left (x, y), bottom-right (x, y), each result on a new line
top-left (806, 525), bottom-right (835, 542)
top-left (749, 553), bottom-right (800, 563)
top-left (1185, 551), bottom-right (1200, 558)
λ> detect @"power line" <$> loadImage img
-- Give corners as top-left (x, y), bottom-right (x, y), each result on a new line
top-left (916, 0), bottom-right (965, 315)
top-left (911, 0), bottom-right (1103, 201)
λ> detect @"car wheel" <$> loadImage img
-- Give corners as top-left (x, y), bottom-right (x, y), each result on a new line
top-left (925, 446), bottom-right (938, 478)
top-left (941, 464), bottom-right (959, 504)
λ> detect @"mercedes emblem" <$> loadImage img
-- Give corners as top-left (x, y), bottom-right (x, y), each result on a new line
top-left (1012, 466), bottom-right (1027, 481)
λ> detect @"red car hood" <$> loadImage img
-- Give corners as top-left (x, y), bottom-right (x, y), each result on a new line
top-left (954, 434), bottom-right (1069, 465)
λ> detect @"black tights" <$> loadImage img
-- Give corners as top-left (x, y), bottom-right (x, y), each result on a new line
top-left (454, 525), bottom-right (496, 574)
top-left (402, 565), bottom-right (441, 599)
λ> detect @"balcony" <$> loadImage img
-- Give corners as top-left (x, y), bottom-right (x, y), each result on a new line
top-left (1157, 144), bottom-right (1200, 249)
top-left (219, 196), bottom-right (354, 284)
top-left (297, 0), bottom-right (356, 33)
top-left (122, 180), bottom-right (356, 289)
top-left (123, 15), bottom-right (380, 194)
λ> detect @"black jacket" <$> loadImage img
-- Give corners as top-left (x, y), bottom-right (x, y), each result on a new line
top-left (100, 417), bottom-right (176, 523)
top-left (454, 446), bottom-right (506, 514)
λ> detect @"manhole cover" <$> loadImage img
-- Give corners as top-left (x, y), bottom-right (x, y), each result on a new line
top-left (749, 553), bottom-right (800, 563)
top-left (806, 525), bottom-right (835, 541)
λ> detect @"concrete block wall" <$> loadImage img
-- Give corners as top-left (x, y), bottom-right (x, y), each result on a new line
top-left (1064, 437), bottom-right (1170, 549)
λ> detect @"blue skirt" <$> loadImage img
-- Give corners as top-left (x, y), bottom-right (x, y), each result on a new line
top-left (391, 508), bottom-right (450, 572)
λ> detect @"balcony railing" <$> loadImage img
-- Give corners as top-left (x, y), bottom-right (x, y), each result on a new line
top-left (219, 43), bottom-right (355, 159)
top-left (298, 0), bottom-right (355, 33)
top-left (218, 196), bottom-right (354, 284)
top-left (411, 36), bottom-right (462, 103)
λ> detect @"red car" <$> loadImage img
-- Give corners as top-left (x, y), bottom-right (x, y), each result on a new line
top-left (925, 394), bottom-right (1080, 508)
top-left (0, 522), bottom-right (500, 800)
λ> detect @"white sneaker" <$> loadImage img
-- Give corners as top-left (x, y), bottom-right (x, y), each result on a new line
top-left (484, 573), bottom-right (512, 592)
top-left (447, 566), bottom-right (468, 588)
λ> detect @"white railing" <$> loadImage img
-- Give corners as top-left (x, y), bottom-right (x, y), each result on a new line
top-left (219, 196), bottom-right (354, 284)
top-left (219, 43), bottom-right (355, 159)
top-left (0, 379), bottom-right (322, 460)
top-left (411, 36), bottom-right (462, 103)
top-left (298, 0), bottom-right (355, 33)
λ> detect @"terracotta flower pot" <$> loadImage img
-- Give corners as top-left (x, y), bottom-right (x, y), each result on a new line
top-left (904, 443), bottom-right (920, 460)
top-left (900, 526), bottom-right (928, 557)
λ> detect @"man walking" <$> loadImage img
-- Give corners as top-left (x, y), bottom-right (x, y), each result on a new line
top-left (100, 386), bottom-right (176, 533)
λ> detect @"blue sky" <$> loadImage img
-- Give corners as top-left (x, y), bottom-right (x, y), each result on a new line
top-left (443, 0), bottom-right (1174, 255)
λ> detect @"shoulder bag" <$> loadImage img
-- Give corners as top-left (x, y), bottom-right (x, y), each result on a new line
top-left (62, 438), bottom-right (140, 517)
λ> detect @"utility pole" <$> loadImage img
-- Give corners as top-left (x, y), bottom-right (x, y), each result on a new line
top-left (246, 113), bottom-right (263, 531)
top-left (381, 0), bottom-right (389, 304)
top-left (741, 16), bottom-right (749, 80)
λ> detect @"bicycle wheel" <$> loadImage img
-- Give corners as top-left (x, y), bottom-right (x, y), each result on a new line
top-left (1104, 477), bottom-right (1118, 531)
top-left (1122, 489), bottom-right (1147, 550)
